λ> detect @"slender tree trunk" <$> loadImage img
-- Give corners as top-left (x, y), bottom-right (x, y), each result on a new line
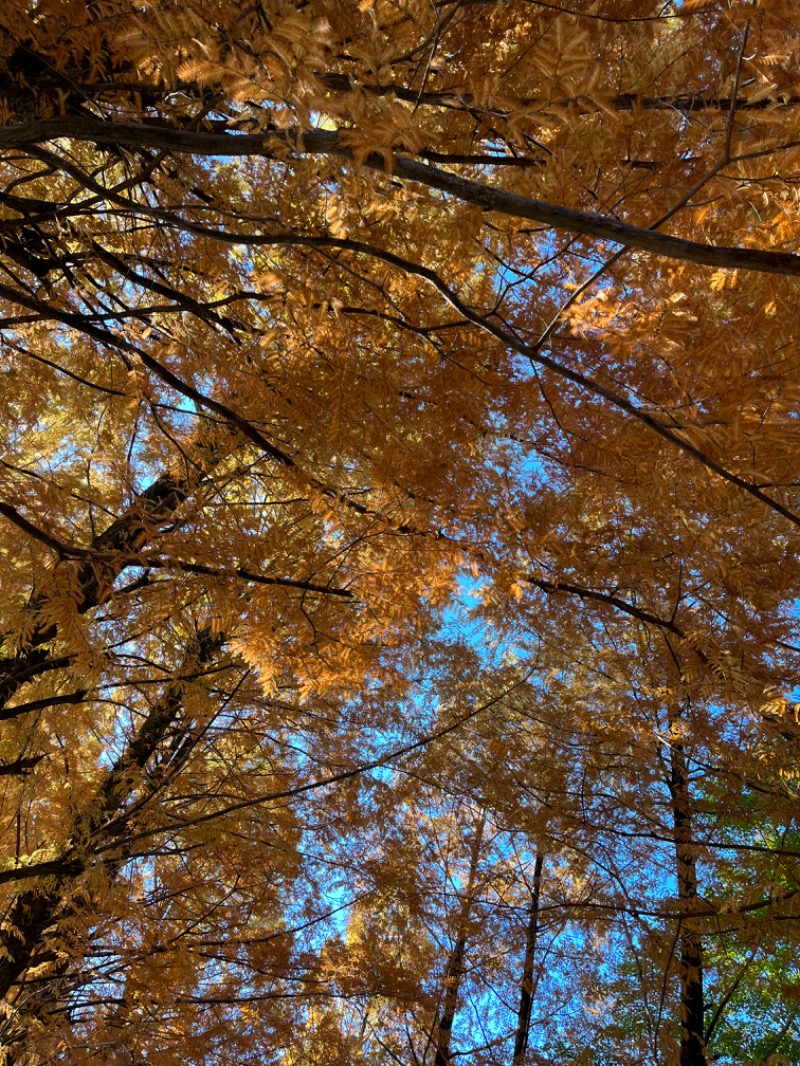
top-left (512, 851), bottom-right (544, 1066)
top-left (668, 739), bottom-right (706, 1066)
top-left (433, 809), bottom-right (486, 1066)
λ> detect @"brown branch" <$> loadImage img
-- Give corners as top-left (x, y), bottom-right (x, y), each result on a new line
top-left (2, 120), bottom-right (800, 274)
top-left (251, 235), bottom-right (800, 530)
top-left (525, 576), bottom-right (708, 663)
top-left (97, 670), bottom-right (537, 851)
top-left (322, 72), bottom-right (800, 114)
top-left (0, 754), bottom-right (45, 777)
top-left (436, 0), bottom-right (681, 23)
top-left (0, 466), bottom-right (221, 712)
top-left (0, 502), bottom-right (85, 558)
top-left (137, 556), bottom-right (353, 598)
top-left (0, 690), bottom-right (88, 722)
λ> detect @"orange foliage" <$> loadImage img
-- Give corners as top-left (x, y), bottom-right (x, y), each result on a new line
top-left (0, 2), bottom-right (798, 1063)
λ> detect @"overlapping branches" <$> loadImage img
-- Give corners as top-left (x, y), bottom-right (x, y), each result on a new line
top-left (0, 2), bottom-right (798, 1062)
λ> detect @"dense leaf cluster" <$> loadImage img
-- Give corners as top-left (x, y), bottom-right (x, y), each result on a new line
top-left (0, 1), bottom-right (798, 1063)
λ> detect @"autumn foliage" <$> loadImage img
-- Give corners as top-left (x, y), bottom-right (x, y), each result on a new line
top-left (0, 0), bottom-right (799, 1063)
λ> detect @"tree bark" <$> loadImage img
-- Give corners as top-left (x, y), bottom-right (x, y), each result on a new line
top-left (512, 851), bottom-right (544, 1066)
top-left (4, 118), bottom-right (800, 276)
top-left (433, 810), bottom-right (486, 1066)
top-left (669, 738), bottom-right (707, 1066)
top-left (0, 424), bottom-right (236, 721)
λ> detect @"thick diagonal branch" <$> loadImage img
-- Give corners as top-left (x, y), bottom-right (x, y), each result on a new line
top-left (0, 429), bottom-right (235, 715)
top-left (0, 120), bottom-right (799, 275)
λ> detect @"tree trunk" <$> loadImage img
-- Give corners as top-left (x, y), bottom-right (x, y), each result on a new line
top-left (668, 738), bottom-right (706, 1066)
top-left (512, 851), bottom-right (544, 1066)
top-left (432, 809), bottom-right (486, 1066)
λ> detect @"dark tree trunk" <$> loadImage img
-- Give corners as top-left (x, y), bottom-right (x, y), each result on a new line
top-left (433, 810), bottom-right (486, 1066)
top-left (669, 739), bottom-right (706, 1066)
top-left (512, 851), bottom-right (544, 1066)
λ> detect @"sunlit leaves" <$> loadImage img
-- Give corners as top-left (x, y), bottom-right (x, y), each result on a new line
top-left (0, 1), bottom-right (799, 1063)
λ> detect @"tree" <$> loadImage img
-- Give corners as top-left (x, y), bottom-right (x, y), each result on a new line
top-left (1, 0), bottom-right (800, 1062)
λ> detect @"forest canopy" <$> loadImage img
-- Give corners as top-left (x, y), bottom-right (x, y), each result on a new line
top-left (0, 1), bottom-right (799, 1063)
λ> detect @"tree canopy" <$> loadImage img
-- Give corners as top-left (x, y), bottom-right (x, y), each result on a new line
top-left (0, 1), bottom-right (800, 1063)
